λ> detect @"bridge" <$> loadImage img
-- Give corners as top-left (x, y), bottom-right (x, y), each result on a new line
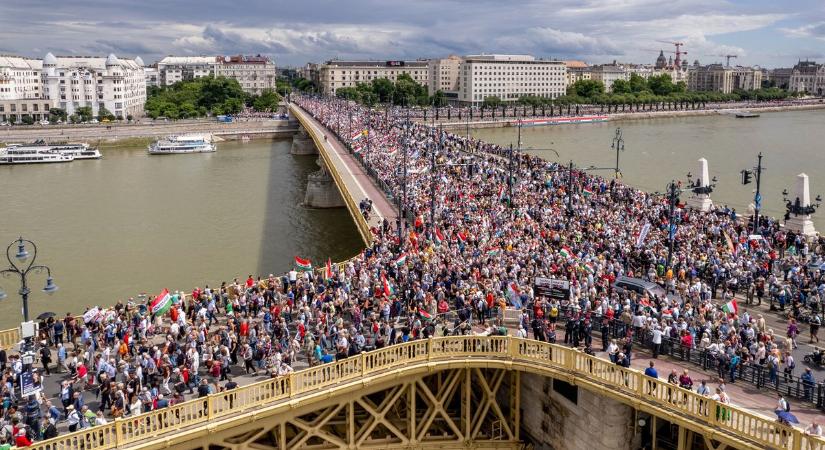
top-left (10, 105), bottom-right (825, 450)
top-left (19, 336), bottom-right (825, 450)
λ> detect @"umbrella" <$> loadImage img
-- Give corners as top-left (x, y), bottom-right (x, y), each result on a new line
top-left (36, 312), bottom-right (56, 320)
top-left (776, 411), bottom-right (799, 424)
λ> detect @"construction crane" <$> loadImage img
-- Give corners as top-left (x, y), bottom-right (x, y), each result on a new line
top-left (656, 40), bottom-right (687, 69)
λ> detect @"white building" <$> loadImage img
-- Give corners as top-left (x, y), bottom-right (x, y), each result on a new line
top-left (428, 55), bottom-right (462, 95)
top-left (317, 60), bottom-right (429, 95)
top-left (156, 56), bottom-right (217, 86)
top-left (144, 67), bottom-right (160, 88)
top-left (41, 52), bottom-right (147, 118)
top-left (589, 64), bottom-right (629, 93)
top-left (215, 55), bottom-right (277, 95)
top-left (789, 60), bottom-right (825, 95)
top-left (458, 54), bottom-right (566, 105)
top-left (0, 55), bottom-right (42, 100)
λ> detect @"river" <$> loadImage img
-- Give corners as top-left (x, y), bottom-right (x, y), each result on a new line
top-left (0, 139), bottom-right (362, 328)
top-left (472, 109), bottom-right (825, 230)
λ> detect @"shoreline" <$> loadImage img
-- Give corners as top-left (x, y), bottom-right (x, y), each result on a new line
top-left (434, 102), bottom-right (825, 129)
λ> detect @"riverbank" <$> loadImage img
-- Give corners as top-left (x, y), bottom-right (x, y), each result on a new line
top-left (0, 118), bottom-right (298, 144)
top-left (434, 101), bottom-right (825, 130)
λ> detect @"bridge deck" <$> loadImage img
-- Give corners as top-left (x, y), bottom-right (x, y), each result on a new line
top-left (290, 103), bottom-right (398, 239)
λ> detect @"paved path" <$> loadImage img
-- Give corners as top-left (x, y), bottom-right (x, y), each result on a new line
top-left (291, 104), bottom-right (398, 231)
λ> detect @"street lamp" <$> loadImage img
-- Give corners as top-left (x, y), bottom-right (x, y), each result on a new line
top-left (611, 127), bottom-right (625, 179)
top-left (782, 189), bottom-right (822, 220)
top-left (0, 237), bottom-right (59, 321)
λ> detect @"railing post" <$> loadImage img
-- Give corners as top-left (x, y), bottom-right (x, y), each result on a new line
top-left (207, 394), bottom-right (214, 420)
top-left (508, 336), bottom-right (518, 360)
top-left (114, 417), bottom-right (123, 446)
top-left (427, 337), bottom-right (433, 361)
top-left (791, 429), bottom-right (803, 450)
top-left (289, 373), bottom-right (297, 397)
top-left (361, 351), bottom-right (367, 377)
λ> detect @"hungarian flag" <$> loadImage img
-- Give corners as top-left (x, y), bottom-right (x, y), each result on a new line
top-left (325, 258), bottom-right (333, 280)
top-left (506, 282), bottom-right (520, 302)
top-left (582, 187), bottom-right (595, 198)
top-left (559, 246), bottom-right (572, 259)
top-left (382, 274), bottom-right (394, 297)
top-left (497, 184), bottom-right (506, 201)
top-left (150, 288), bottom-right (173, 316)
top-left (434, 228), bottom-right (445, 246)
top-left (295, 256), bottom-right (312, 271)
top-left (395, 253), bottom-right (408, 267)
top-left (582, 262), bottom-right (595, 274)
top-left (418, 308), bottom-right (433, 322)
top-left (457, 231), bottom-right (467, 243)
top-left (721, 299), bottom-right (738, 315)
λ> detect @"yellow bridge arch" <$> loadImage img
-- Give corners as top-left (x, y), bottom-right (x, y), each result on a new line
top-left (26, 336), bottom-right (825, 450)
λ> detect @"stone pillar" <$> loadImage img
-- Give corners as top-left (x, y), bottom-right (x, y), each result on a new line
top-left (686, 157), bottom-right (713, 212)
top-left (291, 125), bottom-right (318, 155)
top-left (304, 162), bottom-right (345, 208)
top-left (785, 173), bottom-right (817, 237)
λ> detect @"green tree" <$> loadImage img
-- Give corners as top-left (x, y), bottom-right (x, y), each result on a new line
top-left (252, 88), bottom-right (281, 111)
top-left (275, 80), bottom-right (292, 97)
top-left (371, 78), bottom-right (395, 103)
top-left (647, 74), bottom-right (676, 96)
top-left (21, 115), bottom-right (34, 125)
top-left (611, 79), bottom-right (631, 94)
top-left (335, 87), bottom-right (360, 101)
top-left (482, 96), bottom-right (502, 108)
top-left (629, 73), bottom-right (648, 93)
top-left (48, 108), bottom-right (67, 122)
top-left (76, 106), bottom-right (93, 122)
top-left (430, 90), bottom-right (446, 107)
top-left (570, 79), bottom-right (605, 99)
top-left (97, 106), bottom-right (115, 120)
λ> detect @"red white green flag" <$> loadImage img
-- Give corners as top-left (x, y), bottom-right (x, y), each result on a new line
top-left (395, 253), bottom-right (408, 267)
top-left (559, 246), bottom-right (572, 259)
top-left (582, 187), bottom-right (595, 198)
top-left (382, 274), bottom-right (394, 297)
top-left (418, 308), bottom-right (433, 322)
top-left (295, 256), bottom-right (312, 271)
top-left (721, 299), bottom-right (738, 315)
top-left (434, 228), bottom-right (445, 246)
top-left (457, 231), bottom-right (467, 243)
top-left (150, 288), bottom-right (173, 316)
top-left (325, 258), bottom-right (333, 280)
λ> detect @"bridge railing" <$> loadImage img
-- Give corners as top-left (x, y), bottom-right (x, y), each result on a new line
top-left (24, 336), bottom-right (825, 450)
top-left (289, 104), bottom-right (374, 246)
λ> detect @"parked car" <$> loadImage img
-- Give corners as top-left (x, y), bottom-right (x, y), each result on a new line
top-left (90, 118), bottom-right (99, 124)
top-left (612, 276), bottom-right (668, 300)
top-left (39, 119), bottom-right (49, 125)
top-left (0, 122), bottom-right (9, 126)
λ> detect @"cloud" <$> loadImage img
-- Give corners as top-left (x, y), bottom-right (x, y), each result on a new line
top-left (782, 22), bottom-right (825, 40)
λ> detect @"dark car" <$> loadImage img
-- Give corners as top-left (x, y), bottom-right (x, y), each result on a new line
top-left (612, 276), bottom-right (667, 300)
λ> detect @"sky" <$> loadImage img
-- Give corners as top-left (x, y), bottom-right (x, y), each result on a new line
top-left (1, 0), bottom-right (823, 68)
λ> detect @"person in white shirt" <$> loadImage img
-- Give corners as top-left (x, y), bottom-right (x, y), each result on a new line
top-left (651, 327), bottom-right (663, 359)
top-left (805, 421), bottom-right (822, 437)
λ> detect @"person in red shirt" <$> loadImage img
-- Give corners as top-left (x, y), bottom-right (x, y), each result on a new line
top-left (15, 429), bottom-right (33, 447)
top-left (680, 331), bottom-right (694, 360)
top-left (246, 275), bottom-right (255, 288)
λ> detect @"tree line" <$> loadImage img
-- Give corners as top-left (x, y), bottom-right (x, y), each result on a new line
top-left (332, 74), bottom-right (443, 107)
top-left (144, 76), bottom-right (287, 120)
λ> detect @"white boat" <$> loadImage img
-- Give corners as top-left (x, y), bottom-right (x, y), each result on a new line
top-left (0, 145), bottom-right (75, 164)
top-left (148, 134), bottom-right (216, 154)
top-left (50, 143), bottom-right (102, 159)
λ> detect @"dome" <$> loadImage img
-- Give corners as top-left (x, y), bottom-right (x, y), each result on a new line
top-left (105, 53), bottom-right (120, 66)
top-left (134, 56), bottom-right (145, 67)
top-left (43, 52), bottom-right (57, 66)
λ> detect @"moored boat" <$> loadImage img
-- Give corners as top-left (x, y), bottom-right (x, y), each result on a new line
top-left (148, 134), bottom-right (216, 154)
top-left (0, 145), bottom-right (75, 164)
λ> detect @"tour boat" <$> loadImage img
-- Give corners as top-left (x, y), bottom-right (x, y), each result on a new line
top-left (148, 134), bottom-right (216, 154)
top-left (50, 143), bottom-right (103, 159)
top-left (735, 111), bottom-right (760, 118)
top-left (0, 145), bottom-right (75, 164)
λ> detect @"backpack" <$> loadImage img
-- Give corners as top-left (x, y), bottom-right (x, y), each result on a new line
top-left (783, 399), bottom-right (791, 412)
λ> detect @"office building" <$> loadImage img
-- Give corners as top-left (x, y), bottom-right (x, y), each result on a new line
top-left (317, 60), bottom-right (428, 96)
top-left (428, 55), bottom-right (462, 95)
top-left (590, 63), bottom-right (629, 93)
top-left (215, 55), bottom-right (277, 95)
top-left (156, 56), bottom-right (217, 86)
top-left (458, 54), bottom-right (566, 105)
top-left (687, 64), bottom-right (734, 93)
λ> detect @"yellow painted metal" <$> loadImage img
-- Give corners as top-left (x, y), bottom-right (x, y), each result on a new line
top-left (19, 336), bottom-right (825, 450)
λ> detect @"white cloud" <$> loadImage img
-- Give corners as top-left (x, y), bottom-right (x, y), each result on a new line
top-left (781, 22), bottom-right (825, 41)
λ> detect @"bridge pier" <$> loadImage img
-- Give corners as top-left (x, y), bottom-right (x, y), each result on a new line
top-left (290, 125), bottom-right (318, 155)
top-left (304, 158), bottom-right (345, 208)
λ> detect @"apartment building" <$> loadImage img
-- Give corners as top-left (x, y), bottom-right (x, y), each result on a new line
top-left (317, 60), bottom-right (429, 95)
top-left (458, 54), bottom-right (566, 105)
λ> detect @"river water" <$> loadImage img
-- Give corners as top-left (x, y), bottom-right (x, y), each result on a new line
top-left (473, 109), bottom-right (825, 230)
top-left (0, 139), bottom-right (362, 328)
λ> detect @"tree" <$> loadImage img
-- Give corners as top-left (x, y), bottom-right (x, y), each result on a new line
top-left (647, 74), bottom-right (676, 96)
top-left (611, 79), bottom-right (631, 94)
top-left (48, 108), bottom-right (67, 122)
top-left (570, 79), bottom-right (605, 99)
top-left (482, 96), bottom-right (502, 108)
top-left (76, 106), bottom-right (93, 122)
top-left (21, 115), bottom-right (34, 125)
top-left (252, 89), bottom-right (281, 111)
top-left (430, 90), bottom-right (446, 107)
top-left (371, 78), bottom-right (395, 103)
top-left (97, 106), bottom-right (115, 120)
top-left (629, 73), bottom-right (648, 93)
top-left (336, 87), bottom-right (360, 101)
top-left (275, 80), bottom-right (292, 97)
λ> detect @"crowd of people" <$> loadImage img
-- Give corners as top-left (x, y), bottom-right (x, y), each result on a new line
top-left (1, 95), bottom-right (824, 446)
